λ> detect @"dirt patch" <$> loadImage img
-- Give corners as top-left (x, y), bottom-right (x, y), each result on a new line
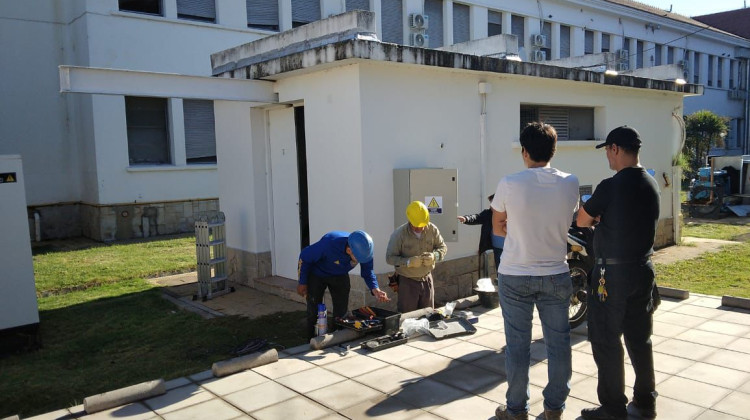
top-left (652, 236), bottom-right (739, 265)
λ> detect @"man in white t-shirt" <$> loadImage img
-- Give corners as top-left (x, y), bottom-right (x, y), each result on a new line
top-left (491, 122), bottom-right (580, 420)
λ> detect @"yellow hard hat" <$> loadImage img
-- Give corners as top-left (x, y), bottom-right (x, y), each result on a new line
top-left (406, 201), bottom-right (429, 227)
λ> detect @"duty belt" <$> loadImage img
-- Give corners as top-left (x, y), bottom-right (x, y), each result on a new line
top-left (595, 257), bottom-right (651, 265)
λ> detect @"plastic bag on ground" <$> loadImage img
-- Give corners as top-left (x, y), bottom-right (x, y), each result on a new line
top-left (476, 278), bottom-right (497, 292)
top-left (401, 318), bottom-right (430, 337)
top-left (444, 301), bottom-right (457, 317)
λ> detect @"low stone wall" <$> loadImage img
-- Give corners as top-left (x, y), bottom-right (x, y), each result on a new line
top-left (655, 217), bottom-right (675, 249)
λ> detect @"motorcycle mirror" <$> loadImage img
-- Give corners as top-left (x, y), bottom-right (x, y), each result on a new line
top-left (581, 194), bottom-right (591, 203)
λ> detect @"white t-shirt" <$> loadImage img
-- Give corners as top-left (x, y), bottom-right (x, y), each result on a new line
top-left (491, 166), bottom-right (579, 276)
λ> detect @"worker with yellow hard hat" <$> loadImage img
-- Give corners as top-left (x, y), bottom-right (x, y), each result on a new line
top-left (385, 201), bottom-right (447, 312)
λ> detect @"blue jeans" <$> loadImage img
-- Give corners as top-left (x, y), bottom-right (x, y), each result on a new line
top-left (498, 272), bottom-right (572, 414)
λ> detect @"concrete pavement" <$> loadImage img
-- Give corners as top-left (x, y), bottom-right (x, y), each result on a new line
top-left (25, 292), bottom-right (750, 420)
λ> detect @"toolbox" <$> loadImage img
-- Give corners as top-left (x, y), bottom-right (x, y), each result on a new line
top-left (335, 306), bottom-right (401, 335)
top-left (360, 332), bottom-right (408, 352)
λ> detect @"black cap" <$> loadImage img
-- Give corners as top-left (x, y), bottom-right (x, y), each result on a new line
top-left (596, 125), bottom-right (642, 149)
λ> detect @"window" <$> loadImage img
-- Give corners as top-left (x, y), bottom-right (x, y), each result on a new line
top-left (654, 44), bottom-right (662, 66)
top-left (579, 185), bottom-right (593, 197)
top-left (694, 54), bottom-right (700, 84)
top-left (453, 3), bottom-right (470, 44)
top-left (730, 60), bottom-right (735, 89)
top-left (425, 0), bottom-right (444, 47)
top-left (541, 22), bottom-right (551, 58)
top-left (636, 40), bottom-right (643, 68)
top-left (584, 30), bottom-right (593, 55)
top-left (488, 10), bottom-right (502, 37)
top-left (248, 0), bottom-right (279, 31)
top-left (381, 0), bottom-right (402, 44)
top-left (119, 0), bottom-right (162, 15)
top-left (177, 0), bottom-right (215, 22)
top-left (183, 100), bottom-right (217, 164)
top-left (126, 97), bottom-right (171, 165)
top-left (292, 0), bottom-right (320, 28)
top-left (345, 0), bottom-right (370, 11)
top-left (601, 34), bottom-right (610, 53)
top-left (560, 25), bottom-right (570, 58)
top-left (708, 55), bottom-right (714, 87)
top-left (511, 15), bottom-right (524, 48)
top-left (667, 46), bottom-right (674, 64)
top-left (520, 105), bottom-right (595, 141)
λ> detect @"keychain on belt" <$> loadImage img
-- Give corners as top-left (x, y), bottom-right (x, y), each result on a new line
top-left (597, 267), bottom-right (608, 302)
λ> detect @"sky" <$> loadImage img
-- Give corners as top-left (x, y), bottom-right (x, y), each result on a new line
top-left (644, 0), bottom-right (747, 17)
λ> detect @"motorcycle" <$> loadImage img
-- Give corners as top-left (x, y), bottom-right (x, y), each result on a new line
top-left (567, 221), bottom-right (595, 329)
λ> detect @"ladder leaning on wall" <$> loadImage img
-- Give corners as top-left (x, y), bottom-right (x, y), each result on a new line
top-left (194, 211), bottom-right (234, 301)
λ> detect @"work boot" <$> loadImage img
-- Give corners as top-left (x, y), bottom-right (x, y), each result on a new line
top-left (581, 406), bottom-right (626, 420)
top-left (495, 404), bottom-right (529, 420)
top-left (630, 399), bottom-right (657, 419)
top-left (544, 408), bottom-right (563, 419)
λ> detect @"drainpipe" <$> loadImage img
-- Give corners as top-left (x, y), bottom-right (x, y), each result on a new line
top-left (672, 111), bottom-right (686, 245)
top-left (745, 58), bottom-right (750, 155)
top-left (34, 210), bottom-right (41, 242)
top-left (478, 82), bottom-right (491, 204)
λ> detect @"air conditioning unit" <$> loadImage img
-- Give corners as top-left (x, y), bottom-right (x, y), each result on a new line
top-left (728, 88), bottom-right (748, 100)
top-left (409, 13), bottom-right (429, 30)
top-left (410, 32), bottom-right (429, 48)
top-left (531, 34), bottom-right (546, 47)
top-left (617, 62), bottom-right (629, 71)
top-left (618, 49), bottom-right (629, 59)
top-left (531, 49), bottom-right (547, 62)
top-left (679, 59), bottom-right (689, 70)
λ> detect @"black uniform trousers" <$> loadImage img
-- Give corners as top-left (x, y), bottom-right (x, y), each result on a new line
top-left (305, 273), bottom-right (350, 339)
top-left (586, 261), bottom-right (658, 417)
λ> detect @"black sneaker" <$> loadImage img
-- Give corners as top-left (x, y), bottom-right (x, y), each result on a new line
top-left (630, 399), bottom-right (657, 418)
top-left (581, 406), bottom-right (627, 420)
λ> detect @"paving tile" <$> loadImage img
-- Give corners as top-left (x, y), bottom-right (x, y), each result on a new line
top-left (677, 362), bottom-right (750, 389)
top-left (696, 321), bottom-right (750, 337)
top-left (274, 366), bottom-right (346, 394)
top-left (676, 329), bottom-right (739, 348)
top-left (252, 356), bottom-right (316, 379)
top-left (716, 309), bottom-right (750, 325)
top-left (475, 380), bottom-right (544, 406)
top-left (143, 383), bottom-right (214, 415)
top-left (200, 370), bottom-right (268, 396)
top-left (475, 314), bottom-right (505, 330)
top-left (223, 381), bottom-right (297, 413)
top-left (434, 340), bottom-right (495, 362)
top-left (651, 352), bottom-right (696, 375)
top-left (624, 363), bottom-right (670, 386)
top-left (352, 364), bottom-right (423, 394)
top-left (571, 349), bottom-right (599, 376)
top-left (390, 378), bottom-right (470, 411)
top-left (429, 393), bottom-right (498, 419)
top-left (322, 352), bottom-right (390, 377)
top-left (296, 347), bottom-right (359, 366)
top-left (164, 377), bottom-right (191, 391)
top-left (702, 349), bottom-right (750, 373)
top-left (571, 339), bottom-right (593, 354)
top-left (692, 296), bottom-right (724, 308)
top-left (469, 350), bottom-right (508, 375)
top-left (652, 320), bottom-right (690, 338)
top-left (316, 414), bottom-right (349, 420)
top-left (161, 398), bottom-right (243, 420)
top-left (306, 379), bottom-right (385, 411)
top-left (654, 339), bottom-right (718, 361)
top-left (739, 379), bottom-right (750, 394)
top-left (711, 391), bottom-right (750, 419)
top-left (395, 352), bottom-right (462, 376)
top-left (568, 375), bottom-right (599, 404)
top-left (405, 335), bottom-right (460, 352)
top-left (671, 304), bottom-right (728, 319)
top-left (694, 410), bottom-right (745, 420)
top-left (653, 395), bottom-right (706, 419)
top-left (79, 403), bottom-right (158, 419)
top-left (366, 342), bottom-right (427, 363)
top-left (656, 312), bottom-right (708, 328)
top-left (279, 343), bottom-right (310, 356)
top-left (467, 329), bottom-right (506, 350)
top-left (658, 376), bottom-right (732, 408)
top-left (249, 395), bottom-right (332, 420)
top-left (654, 298), bottom-right (686, 312)
top-left (726, 338), bottom-right (750, 354)
top-left (188, 370), bottom-right (213, 383)
top-left (25, 409), bottom-right (73, 420)
top-left (338, 393), bottom-right (422, 420)
top-left (430, 362), bottom-right (505, 393)
top-left (530, 395), bottom-right (592, 419)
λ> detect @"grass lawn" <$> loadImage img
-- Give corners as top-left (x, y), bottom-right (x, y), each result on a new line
top-left (1, 236), bottom-right (307, 418)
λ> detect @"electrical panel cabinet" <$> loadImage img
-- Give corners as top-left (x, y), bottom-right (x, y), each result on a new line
top-left (393, 168), bottom-right (458, 242)
top-left (0, 156), bottom-right (39, 333)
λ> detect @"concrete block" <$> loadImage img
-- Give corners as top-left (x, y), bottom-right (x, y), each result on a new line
top-left (658, 286), bottom-right (689, 300)
top-left (722, 295), bottom-right (750, 310)
top-left (83, 379), bottom-right (165, 414)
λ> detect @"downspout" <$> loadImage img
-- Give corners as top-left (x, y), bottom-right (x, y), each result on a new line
top-left (672, 111), bottom-right (686, 245)
top-left (479, 82), bottom-right (490, 277)
top-left (34, 210), bottom-right (41, 242)
top-left (745, 58), bottom-right (750, 155)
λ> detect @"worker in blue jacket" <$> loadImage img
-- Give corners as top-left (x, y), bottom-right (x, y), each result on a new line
top-left (297, 230), bottom-right (389, 338)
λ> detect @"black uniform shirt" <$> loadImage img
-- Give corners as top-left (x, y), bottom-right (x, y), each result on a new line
top-left (583, 167), bottom-right (660, 260)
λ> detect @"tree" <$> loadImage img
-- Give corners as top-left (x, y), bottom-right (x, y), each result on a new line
top-left (683, 110), bottom-right (729, 178)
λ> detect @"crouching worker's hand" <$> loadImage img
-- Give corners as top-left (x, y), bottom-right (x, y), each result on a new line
top-left (372, 288), bottom-right (390, 302)
top-left (297, 284), bottom-right (307, 298)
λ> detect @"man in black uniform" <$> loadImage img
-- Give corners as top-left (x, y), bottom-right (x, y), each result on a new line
top-left (576, 126), bottom-right (660, 420)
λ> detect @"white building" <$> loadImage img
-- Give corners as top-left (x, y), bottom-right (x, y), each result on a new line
top-left (1, 0), bottom-right (747, 243)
